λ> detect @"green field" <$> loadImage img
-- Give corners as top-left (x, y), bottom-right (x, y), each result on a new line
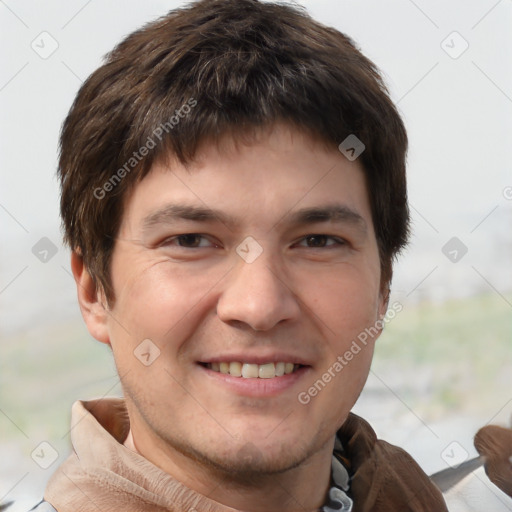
top-left (372, 293), bottom-right (512, 420)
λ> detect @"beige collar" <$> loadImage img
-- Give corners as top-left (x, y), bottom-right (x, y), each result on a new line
top-left (45, 398), bottom-right (241, 512)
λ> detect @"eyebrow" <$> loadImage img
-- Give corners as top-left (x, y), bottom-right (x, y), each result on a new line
top-left (142, 204), bottom-right (236, 233)
top-left (142, 203), bottom-right (367, 234)
top-left (285, 205), bottom-right (367, 234)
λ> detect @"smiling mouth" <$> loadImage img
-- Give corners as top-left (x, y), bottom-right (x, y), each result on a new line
top-left (201, 361), bottom-right (304, 379)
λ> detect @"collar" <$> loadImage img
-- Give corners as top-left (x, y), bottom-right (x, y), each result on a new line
top-left (45, 398), bottom-right (447, 511)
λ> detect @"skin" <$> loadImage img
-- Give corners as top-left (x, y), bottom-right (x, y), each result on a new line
top-left (73, 123), bottom-right (387, 511)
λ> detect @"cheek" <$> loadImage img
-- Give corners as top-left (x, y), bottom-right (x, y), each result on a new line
top-left (298, 269), bottom-right (379, 424)
top-left (303, 264), bottom-right (382, 341)
top-left (105, 262), bottom-right (216, 401)
top-left (108, 259), bottom-right (223, 353)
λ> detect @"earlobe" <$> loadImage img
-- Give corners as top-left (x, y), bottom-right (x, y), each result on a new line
top-left (70, 251), bottom-right (110, 345)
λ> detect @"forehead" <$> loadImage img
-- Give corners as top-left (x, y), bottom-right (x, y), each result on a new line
top-left (121, 123), bottom-right (373, 233)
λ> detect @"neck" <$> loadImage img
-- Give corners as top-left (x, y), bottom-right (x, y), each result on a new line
top-left (125, 420), bottom-right (334, 512)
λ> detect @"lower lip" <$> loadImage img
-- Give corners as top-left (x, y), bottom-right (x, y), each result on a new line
top-left (199, 364), bottom-right (311, 397)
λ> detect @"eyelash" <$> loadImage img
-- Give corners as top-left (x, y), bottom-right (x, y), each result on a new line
top-left (294, 234), bottom-right (346, 248)
top-left (162, 234), bottom-right (219, 248)
top-left (160, 234), bottom-right (347, 249)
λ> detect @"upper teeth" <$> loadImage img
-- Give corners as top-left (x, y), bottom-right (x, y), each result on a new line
top-left (208, 362), bottom-right (296, 378)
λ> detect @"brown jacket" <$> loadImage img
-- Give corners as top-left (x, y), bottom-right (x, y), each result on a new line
top-left (44, 399), bottom-right (447, 511)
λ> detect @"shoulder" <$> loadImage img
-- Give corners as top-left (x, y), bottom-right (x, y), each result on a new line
top-left (337, 413), bottom-right (449, 510)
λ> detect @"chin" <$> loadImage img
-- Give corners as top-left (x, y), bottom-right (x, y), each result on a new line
top-left (167, 427), bottom-right (316, 479)
top-left (202, 442), bottom-right (309, 480)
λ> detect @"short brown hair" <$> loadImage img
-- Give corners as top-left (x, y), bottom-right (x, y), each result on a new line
top-left (59, 0), bottom-right (409, 303)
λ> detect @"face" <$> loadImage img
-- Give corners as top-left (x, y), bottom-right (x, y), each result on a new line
top-left (83, 124), bottom-right (386, 479)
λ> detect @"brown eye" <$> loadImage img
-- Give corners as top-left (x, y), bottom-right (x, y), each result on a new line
top-left (176, 234), bottom-right (203, 247)
top-left (305, 235), bottom-right (328, 247)
top-left (298, 235), bottom-right (345, 248)
top-left (162, 234), bottom-right (216, 248)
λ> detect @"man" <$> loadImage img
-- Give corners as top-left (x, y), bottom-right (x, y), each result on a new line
top-left (23, 0), bottom-right (510, 510)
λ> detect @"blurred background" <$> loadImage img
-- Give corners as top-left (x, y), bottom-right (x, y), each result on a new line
top-left (1, 0), bottom-right (511, 508)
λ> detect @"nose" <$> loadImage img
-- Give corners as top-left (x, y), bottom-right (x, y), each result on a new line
top-left (216, 254), bottom-right (300, 331)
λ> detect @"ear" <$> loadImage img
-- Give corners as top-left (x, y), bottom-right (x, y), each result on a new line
top-left (378, 285), bottom-right (390, 320)
top-left (71, 251), bottom-right (110, 345)
top-left (373, 285), bottom-right (390, 340)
